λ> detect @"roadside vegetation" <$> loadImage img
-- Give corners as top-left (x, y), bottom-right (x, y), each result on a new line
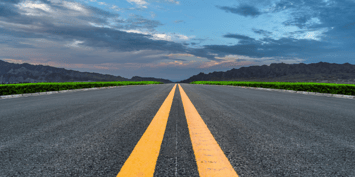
top-left (0, 81), bottom-right (162, 96)
top-left (191, 81), bottom-right (355, 95)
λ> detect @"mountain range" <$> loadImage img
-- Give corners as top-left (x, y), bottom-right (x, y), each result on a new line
top-left (0, 60), bottom-right (172, 83)
top-left (180, 62), bottom-right (355, 84)
top-left (1, 60), bottom-right (355, 84)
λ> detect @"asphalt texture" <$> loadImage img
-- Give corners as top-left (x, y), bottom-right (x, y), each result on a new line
top-left (0, 84), bottom-right (173, 176)
top-left (181, 84), bottom-right (355, 176)
top-left (1, 83), bottom-right (355, 176)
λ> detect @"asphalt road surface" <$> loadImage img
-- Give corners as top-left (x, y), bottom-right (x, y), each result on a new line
top-left (1, 83), bottom-right (355, 176)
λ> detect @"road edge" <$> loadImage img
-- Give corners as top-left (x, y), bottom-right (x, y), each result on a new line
top-left (198, 84), bottom-right (355, 100)
top-left (0, 84), bottom-right (151, 100)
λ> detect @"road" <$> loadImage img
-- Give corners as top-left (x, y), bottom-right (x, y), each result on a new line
top-left (1, 83), bottom-right (355, 176)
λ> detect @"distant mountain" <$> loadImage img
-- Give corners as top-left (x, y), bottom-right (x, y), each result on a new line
top-left (0, 60), bottom-right (172, 83)
top-left (180, 62), bottom-right (355, 84)
top-left (129, 76), bottom-right (174, 83)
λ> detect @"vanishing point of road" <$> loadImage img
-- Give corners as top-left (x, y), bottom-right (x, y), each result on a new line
top-left (1, 83), bottom-right (355, 176)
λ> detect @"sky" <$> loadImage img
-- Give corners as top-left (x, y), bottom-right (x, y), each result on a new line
top-left (0, 0), bottom-right (354, 81)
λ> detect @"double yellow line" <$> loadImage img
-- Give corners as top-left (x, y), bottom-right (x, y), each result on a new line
top-left (117, 84), bottom-right (239, 177)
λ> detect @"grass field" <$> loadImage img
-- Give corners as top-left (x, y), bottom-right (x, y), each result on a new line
top-left (0, 81), bottom-right (163, 96)
top-left (190, 81), bottom-right (355, 95)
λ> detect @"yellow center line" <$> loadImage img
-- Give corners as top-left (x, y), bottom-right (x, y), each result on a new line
top-left (178, 84), bottom-right (239, 177)
top-left (117, 84), bottom-right (177, 177)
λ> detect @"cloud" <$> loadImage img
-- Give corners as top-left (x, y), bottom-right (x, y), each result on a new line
top-left (62, 1), bottom-right (88, 13)
top-left (98, 2), bottom-right (107, 6)
top-left (121, 14), bottom-right (163, 30)
top-left (110, 5), bottom-right (121, 11)
top-left (217, 4), bottom-right (261, 17)
top-left (2, 0), bottom-right (355, 72)
top-left (268, 0), bottom-right (355, 48)
top-left (19, 1), bottom-right (52, 12)
top-left (120, 29), bottom-right (193, 42)
top-left (165, 0), bottom-right (179, 4)
top-left (264, 1), bottom-right (297, 13)
top-left (150, 11), bottom-right (156, 18)
top-left (206, 33), bottom-right (339, 61)
top-left (65, 40), bottom-right (85, 48)
top-left (209, 0), bottom-right (355, 63)
top-left (1, 0), bottom-right (22, 4)
top-left (223, 33), bottom-right (256, 41)
top-left (166, 53), bottom-right (194, 58)
top-left (127, 0), bottom-right (148, 8)
top-left (0, 3), bottom-right (20, 17)
top-left (197, 60), bottom-right (253, 69)
top-left (147, 0), bottom-right (180, 4)
top-left (252, 29), bottom-right (272, 36)
top-left (0, 0), bottom-right (220, 62)
top-left (174, 20), bottom-right (183, 23)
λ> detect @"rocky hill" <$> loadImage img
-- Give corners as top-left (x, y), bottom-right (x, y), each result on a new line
top-left (0, 60), bottom-right (172, 83)
top-left (180, 62), bottom-right (355, 84)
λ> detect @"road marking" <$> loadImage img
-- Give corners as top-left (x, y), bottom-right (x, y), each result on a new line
top-left (178, 84), bottom-right (239, 177)
top-left (117, 84), bottom-right (177, 177)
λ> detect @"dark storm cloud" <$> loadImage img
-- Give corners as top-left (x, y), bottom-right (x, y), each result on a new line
top-left (0, 0), bottom-right (218, 60)
top-left (186, 48), bottom-right (222, 61)
top-left (223, 33), bottom-right (255, 41)
top-left (269, 0), bottom-right (355, 49)
top-left (0, 0), bottom-right (22, 17)
top-left (191, 38), bottom-right (208, 42)
top-left (86, 5), bottom-right (118, 18)
top-left (0, 0), bottom-right (119, 26)
top-left (267, 0), bottom-right (355, 31)
top-left (235, 59), bottom-right (247, 62)
top-left (252, 29), bottom-right (272, 36)
top-left (0, 4), bottom-right (20, 17)
top-left (2, 0), bottom-right (355, 63)
top-left (172, 58), bottom-right (186, 61)
top-left (182, 42), bottom-right (189, 45)
top-left (223, 33), bottom-right (258, 46)
top-left (216, 4), bottom-right (261, 17)
top-left (152, 55), bottom-right (188, 62)
top-left (209, 32), bottom-right (335, 59)
top-left (1, 0), bottom-right (22, 4)
top-left (122, 14), bottom-right (163, 30)
top-left (282, 12), bottom-right (315, 29)
top-left (266, 1), bottom-right (297, 13)
top-left (209, 0), bottom-right (355, 62)
top-left (37, 24), bottom-right (188, 53)
top-left (0, 27), bottom-right (52, 41)
top-left (0, 37), bottom-right (36, 49)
